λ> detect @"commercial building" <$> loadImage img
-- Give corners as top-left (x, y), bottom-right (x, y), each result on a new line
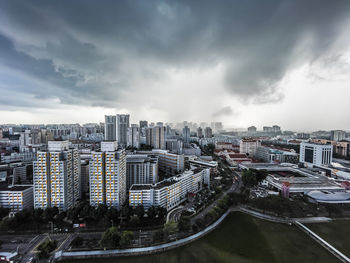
top-left (129, 168), bottom-right (210, 210)
top-left (126, 154), bottom-right (158, 189)
top-left (89, 141), bottom-right (126, 209)
top-left (33, 141), bottom-right (80, 211)
top-left (239, 138), bottom-right (261, 157)
top-left (127, 124), bottom-right (140, 149)
top-left (117, 114), bottom-right (130, 147)
top-left (239, 163), bottom-right (341, 194)
top-left (256, 146), bottom-right (299, 164)
top-left (104, 115), bottom-right (117, 141)
top-left (300, 142), bottom-right (333, 166)
top-left (0, 185), bottom-right (33, 212)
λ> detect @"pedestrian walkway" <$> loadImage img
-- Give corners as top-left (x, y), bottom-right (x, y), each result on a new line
top-left (295, 221), bottom-right (350, 263)
top-left (54, 209), bottom-right (232, 261)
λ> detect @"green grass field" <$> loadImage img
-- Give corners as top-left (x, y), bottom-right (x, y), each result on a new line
top-left (307, 219), bottom-right (350, 258)
top-left (63, 212), bottom-right (337, 263)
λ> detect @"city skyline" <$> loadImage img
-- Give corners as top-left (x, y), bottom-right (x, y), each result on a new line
top-left (1, 1), bottom-right (350, 130)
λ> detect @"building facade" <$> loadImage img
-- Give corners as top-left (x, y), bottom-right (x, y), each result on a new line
top-left (239, 138), bottom-right (262, 157)
top-left (0, 185), bottom-right (33, 212)
top-left (300, 142), bottom-right (333, 166)
top-left (117, 114), bottom-right (130, 147)
top-left (104, 115), bottom-right (117, 141)
top-left (89, 141), bottom-right (127, 209)
top-left (33, 141), bottom-right (80, 211)
top-left (127, 124), bottom-right (140, 149)
top-left (129, 168), bottom-right (209, 210)
top-left (126, 154), bottom-right (158, 189)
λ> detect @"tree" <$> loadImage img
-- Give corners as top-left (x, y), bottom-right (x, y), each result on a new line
top-left (163, 221), bottom-right (178, 235)
top-left (37, 239), bottom-right (57, 259)
top-left (156, 207), bottom-right (167, 221)
top-left (147, 206), bottom-right (157, 220)
top-left (100, 226), bottom-right (120, 248)
top-left (129, 215), bottom-right (140, 227)
top-left (242, 169), bottom-right (258, 188)
top-left (119, 231), bottom-right (134, 247)
top-left (178, 216), bottom-right (191, 233)
top-left (256, 169), bottom-right (268, 182)
top-left (153, 229), bottom-right (165, 243)
top-left (134, 205), bottom-right (145, 219)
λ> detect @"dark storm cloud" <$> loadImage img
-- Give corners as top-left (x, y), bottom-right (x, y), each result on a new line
top-left (0, 0), bottom-right (349, 108)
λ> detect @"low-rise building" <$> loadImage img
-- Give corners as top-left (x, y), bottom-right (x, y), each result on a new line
top-left (0, 185), bottom-right (33, 212)
top-left (129, 168), bottom-right (210, 210)
top-left (256, 146), bottom-right (299, 164)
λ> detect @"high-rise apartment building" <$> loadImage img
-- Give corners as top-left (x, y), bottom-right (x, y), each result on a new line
top-left (105, 115), bottom-right (117, 141)
top-left (117, 114), bottom-right (130, 146)
top-left (240, 138), bottom-right (262, 157)
top-left (127, 124), bottom-right (140, 149)
top-left (331, 130), bottom-right (346, 142)
top-left (197, 127), bottom-right (203, 138)
top-left (139, 120), bottom-right (148, 136)
top-left (247, 126), bottom-right (257, 133)
top-left (183, 126), bottom-right (190, 146)
top-left (126, 154), bottom-right (158, 189)
top-left (89, 141), bottom-right (126, 209)
top-left (204, 127), bottom-right (212, 138)
top-left (146, 126), bottom-right (166, 149)
top-left (33, 141), bottom-right (80, 211)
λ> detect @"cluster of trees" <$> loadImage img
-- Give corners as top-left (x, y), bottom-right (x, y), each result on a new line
top-left (66, 202), bottom-right (167, 229)
top-left (241, 169), bottom-right (268, 188)
top-left (100, 227), bottom-right (134, 248)
top-left (0, 207), bottom-right (64, 232)
top-left (248, 195), bottom-right (319, 217)
top-left (38, 239), bottom-right (57, 259)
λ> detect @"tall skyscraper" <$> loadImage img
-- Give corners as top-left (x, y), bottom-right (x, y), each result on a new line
top-left (127, 124), bottom-right (140, 149)
top-left (105, 115), bottom-right (116, 141)
top-left (117, 114), bottom-right (130, 146)
top-left (89, 141), bottom-right (127, 209)
top-left (33, 141), bottom-right (80, 211)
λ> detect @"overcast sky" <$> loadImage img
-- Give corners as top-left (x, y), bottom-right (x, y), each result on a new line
top-left (0, 0), bottom-right (350, 131)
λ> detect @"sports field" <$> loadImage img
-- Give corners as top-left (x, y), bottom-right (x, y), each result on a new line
top-left (63, 212), bottom-right (337, 263)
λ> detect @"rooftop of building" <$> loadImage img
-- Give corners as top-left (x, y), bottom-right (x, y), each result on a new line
top-left (129, 184), bottom-right (153, 190)
top-left (0, 184), bottom-right (32, 191)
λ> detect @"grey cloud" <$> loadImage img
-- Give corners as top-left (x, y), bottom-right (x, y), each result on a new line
top-left (212, 106), bottom-right (235, 118)
top-left (0, 0), bottom-right (349, 108)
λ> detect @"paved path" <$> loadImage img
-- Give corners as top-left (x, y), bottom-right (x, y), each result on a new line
top-left (295, 221), bottom-right (350, 263)
top-left (54, 209), bottom-right (232, 261)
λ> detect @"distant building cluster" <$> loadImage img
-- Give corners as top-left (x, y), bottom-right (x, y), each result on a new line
top-left (0, 117), bottom-right (350, 214)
